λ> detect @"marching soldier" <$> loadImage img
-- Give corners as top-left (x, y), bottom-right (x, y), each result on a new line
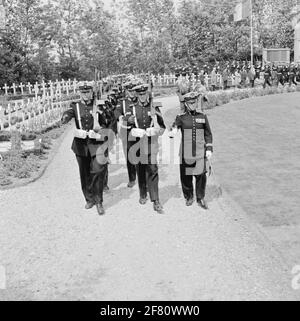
top-left (276, 65), bottom-right (285, 86)
top-left (100, 95), bottom-right (118, 193)
top-left (169, 92), bottom-right (213, 210)
top-left (282, 65), bottom-right (289, 83)
top-left (263, 65), bottom-right (272, 89)
top-left (124, 84), bottom-right (166, 214)
top-left (288, 63), bottom-right (298, 86)
top-left (115, 81), bottom-right (138, 188)
top-left (61, 82), bottom-right (116, 215)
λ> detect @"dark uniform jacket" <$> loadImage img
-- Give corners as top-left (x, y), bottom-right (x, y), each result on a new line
top-left (115, 97), bottom-right (136, 139)
top-left (123, 99), bottom-right (166, 155)
top-left (174, 110), bottom-right (213, 163)
top-left (62, 100), bottom-right (116, 158)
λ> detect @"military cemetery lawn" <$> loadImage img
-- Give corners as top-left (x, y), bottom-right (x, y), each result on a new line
top-left (206, 92), bottom-right (300, 266)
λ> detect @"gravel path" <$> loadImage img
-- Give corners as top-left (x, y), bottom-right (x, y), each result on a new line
top-left (0, 96), bottom-right (298, 301)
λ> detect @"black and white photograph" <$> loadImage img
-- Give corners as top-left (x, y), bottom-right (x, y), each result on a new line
top-left (0, 0), bottom-right (300, 304)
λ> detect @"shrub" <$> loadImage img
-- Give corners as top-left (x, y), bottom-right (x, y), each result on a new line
top-left (287, 85), bottom-right (296, 93)
top-left (252, 88), bottom-right (263, 97)
top-left (0, 131), bottom-right (11, 142)
top-left (216, 91), bottom-right (231, 106)
top-left (206, 93), bottom-right (217, 109)
top-left (239, 89), bottom-right (250, 100)
top-left (231, 90), bottom-right (240, 101)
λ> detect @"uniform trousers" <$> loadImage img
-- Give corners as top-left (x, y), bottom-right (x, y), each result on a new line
top-left (289, 75), bottom-right (297, 86)
top-left (122, 135), bottom-right (137, 183)
top-left (180, 161), bottom-right (207, 202)
top-left (277, 75), bottom-right (284, 86)
top-left (263, 78), bottom-right (272, 88)
top-left (76, 152), bottom-right (108, 204)
top-left (136, 152), bottom-right (159, 202)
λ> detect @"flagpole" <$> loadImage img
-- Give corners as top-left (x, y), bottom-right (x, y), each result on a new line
top-left (250, 0), bottom-right (254, 67)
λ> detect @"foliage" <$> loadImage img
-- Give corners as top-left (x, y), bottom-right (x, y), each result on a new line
top-left (0, 121), bottom-right (67, 185)
top-left (0, 0), bottom-right (299, 83)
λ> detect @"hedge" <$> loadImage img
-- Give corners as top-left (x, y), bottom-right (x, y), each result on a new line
top-left (205, 85), bottom-right (300, 110)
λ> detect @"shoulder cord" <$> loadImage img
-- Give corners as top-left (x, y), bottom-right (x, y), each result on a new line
top-left (76, 103), bottom-right (82, 130)
top-left (132, 105), bottom-right (139, 128)
top-left (123, 100), bottom-right (126, 115)
top-left (119, 100), bottom-right (131, 129)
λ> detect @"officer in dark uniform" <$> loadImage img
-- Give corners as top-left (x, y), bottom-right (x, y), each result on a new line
top-left (169, 92), bottom-right (213, 210)
top-left (263, 65), bottom-right (272, 88)
top-left (100, 94), bottom-right (118, 192)
top-left (296, 64), bottom-right (300, 82)
top-left (61, 82), bottom-right (116, 215)
top-left (124, 84), bottom-right (166, 214)
top-left (288, 63), bottom-right (298, 86)
top-left (282, 65), bottom-right (289, 83)
top-left (115, 81), bottom-right (138, 188)
top-left (254, 62), bottom-right (261, 81)
top-left (276, 65), bottom-right (284, 86)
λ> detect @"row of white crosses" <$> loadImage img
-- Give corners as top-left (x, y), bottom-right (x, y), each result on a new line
top-left (0, 79), bottom-right (78, 98)
top-left (0, 85), bottom-right (80, 131)
top-left (151, 73), bottom-right (264, 88)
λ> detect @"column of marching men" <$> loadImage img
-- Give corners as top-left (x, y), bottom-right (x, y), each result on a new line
top-left (173, 61), bottom-right (300, 90)
top-left (61, 75), bottom-right (213, 216)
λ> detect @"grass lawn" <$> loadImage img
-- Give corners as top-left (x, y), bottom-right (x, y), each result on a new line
top-left (208, 92), bottom-right (300, 265)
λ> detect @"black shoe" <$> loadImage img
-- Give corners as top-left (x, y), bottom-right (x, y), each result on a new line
top-left (85, 201), bottom-right (95, 210)
top-left (198, 199), bottom-right (209, 210)
top-left (186, 198), bottom-right (194, 207)
top-left (127, 181), bottom-right (136, 188)
top-left (153, 201), bottom-right (164, 214)
top-left (139, 197), bottom-right (148, 205)
top-left (96, 203), bottom-right (105, 215)
top-left (104, 186), bottom-right (109, 193)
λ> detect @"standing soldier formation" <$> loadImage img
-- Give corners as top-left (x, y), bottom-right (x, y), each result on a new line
top-left (63, 77), bottom-right (170, 216)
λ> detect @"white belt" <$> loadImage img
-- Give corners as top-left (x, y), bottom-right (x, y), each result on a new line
top-left (75, 103), bottom-right (101, 140)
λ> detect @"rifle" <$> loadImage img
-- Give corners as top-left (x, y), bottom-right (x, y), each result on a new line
top-left (148, 72), bottom-right (159, 128)
top-left (93, 68), bottom-right (101, 133)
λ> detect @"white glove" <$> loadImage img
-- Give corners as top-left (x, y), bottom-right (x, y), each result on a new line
top-left (131, 128), bottom-right (146, 138)
top-left (206, 150), bottom-right (212, 160)
top-left (88, 130), bottom-right (101, 140)
top-left (146, 127), bottom-right (160, 137)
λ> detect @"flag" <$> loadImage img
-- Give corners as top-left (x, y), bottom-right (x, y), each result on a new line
top-left (0, 1), bottom-right (6, 29)
top-left (234, 0), bottom-right (251, 22)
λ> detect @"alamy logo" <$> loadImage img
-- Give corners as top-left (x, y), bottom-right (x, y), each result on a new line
top-left (0, 265), bottom-right (6, 290)
top-left (291, 265), bottom-right (300, 290)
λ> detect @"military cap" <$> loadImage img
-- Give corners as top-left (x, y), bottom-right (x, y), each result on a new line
top-left (132, 84), bottom-right (149, 93)
top-left (77, 81), bottom-right (93, 92)
top-left (182, 91), bottom-right (200, 101)
top-left (123, 81), bottom-right (134, 90)
top-left (108, 91), bottom-right (117, 97)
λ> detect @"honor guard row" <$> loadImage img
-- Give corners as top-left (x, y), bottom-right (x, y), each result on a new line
top-left (62, 78), bottom-right (213, 215)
